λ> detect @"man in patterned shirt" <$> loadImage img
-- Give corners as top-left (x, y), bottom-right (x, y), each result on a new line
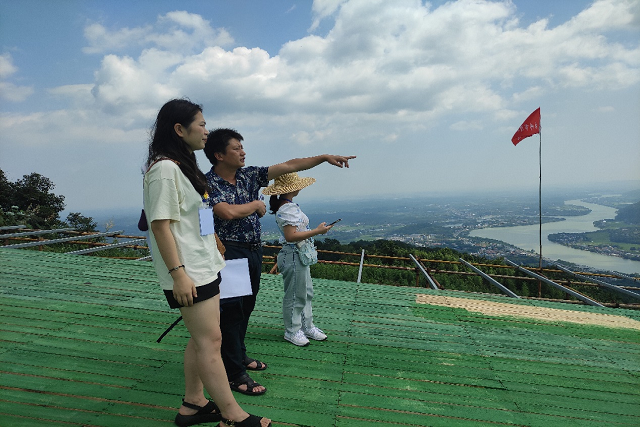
top-left (204, 128), bottom-right (354, 395)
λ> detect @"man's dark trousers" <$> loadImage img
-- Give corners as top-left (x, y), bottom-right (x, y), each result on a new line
top-left (219, 243), bottom-right (263, 379)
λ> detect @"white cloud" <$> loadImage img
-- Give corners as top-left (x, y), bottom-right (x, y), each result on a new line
top-left (73, 1), bottom-right (638, 127)
top-left (91, 52), bottom-right (182, 118)
top-left (0, 111), bottom-right (45, 131)
top-left (0, 53), bottom-right (18, 78)
top-left (383, 133), bottom-right (399, 143)
top-left (567, 0), bottom-right (640, 31)
top-left (83, 23), bottom-right (150, 54)
top-left (292, 130), bottom-right (312, 145)
top-left (0, 53), bottom-right (34, 102)
top-left (450, 120), bottom-right (484, 131)
top-left (493, 108), bottom-right (521, 122)
top-left (0, 82), bottom-right (34, 102)
top-left (152, 11), bottom-right (233, 52)
top-left (0, 109), bottom-right (145, 148)
top-left (595, 105), bottom-right (616, 112)
top-left (512, 87), bottom-right (544, 103)
top-left (310, 0), bottom-right (348, 31)
top-left (47, 84), bottom-right (94, 108)
top-left (83, 11), bottom-right (233, 55)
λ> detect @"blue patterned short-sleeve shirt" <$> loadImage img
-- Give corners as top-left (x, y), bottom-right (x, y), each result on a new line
top-left (205, 166), bottom-right (269, 243)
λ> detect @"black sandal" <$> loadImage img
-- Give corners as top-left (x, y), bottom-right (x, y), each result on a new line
top-left (244, 356), bottom-right (268, 371)
top-left (219, 414), bottom-right (271, 427)
top-left (175, 399), bottom-right (222, 426)
top-left (229, 374), bottom-right (266, 396)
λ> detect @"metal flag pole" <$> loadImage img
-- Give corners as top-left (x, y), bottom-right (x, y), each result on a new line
top-left (538, 118), bottom-right (542, 271)
top-left (536, 121), bottom-right (543, 297)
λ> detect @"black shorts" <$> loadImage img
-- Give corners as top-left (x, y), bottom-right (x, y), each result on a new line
top-left (163, 273), bottom-right (221, 309)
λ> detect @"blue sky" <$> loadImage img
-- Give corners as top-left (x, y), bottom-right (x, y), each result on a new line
top-left (1, 0), bottom-right (639, 212)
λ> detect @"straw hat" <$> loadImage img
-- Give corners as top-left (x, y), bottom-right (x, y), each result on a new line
top-left (262, 172), bottom-right (316, 195)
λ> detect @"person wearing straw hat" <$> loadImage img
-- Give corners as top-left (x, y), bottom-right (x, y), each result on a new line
top-left (263, 172), bottom-right (334, 346)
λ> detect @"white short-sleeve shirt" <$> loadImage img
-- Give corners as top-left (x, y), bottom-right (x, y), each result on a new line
top-left (143, 160), bottom-right (225, 291)
top-left (275, 202), bottom-right (310, 244)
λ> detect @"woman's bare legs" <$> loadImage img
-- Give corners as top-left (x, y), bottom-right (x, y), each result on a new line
top-left (178, 295), bottom-right (271, 426)
top-left (179, 337), bottom-right (209, 413)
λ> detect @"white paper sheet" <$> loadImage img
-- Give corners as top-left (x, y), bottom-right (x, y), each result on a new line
top-left (219, 258), bottom-right (252, 299)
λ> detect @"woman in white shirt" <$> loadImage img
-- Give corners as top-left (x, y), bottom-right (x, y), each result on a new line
top-left (144, 99), bottom-right (271, 427)
top-left (263, 173), bottom-right (334, 347)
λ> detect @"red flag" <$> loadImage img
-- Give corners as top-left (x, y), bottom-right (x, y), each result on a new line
top-left (511, 107), bottom-right (540, 146)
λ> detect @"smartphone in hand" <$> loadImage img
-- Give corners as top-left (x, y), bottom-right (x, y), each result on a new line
top-left (328, 218), bottom-right (342, 226)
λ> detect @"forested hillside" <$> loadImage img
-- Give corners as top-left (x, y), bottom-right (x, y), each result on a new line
top-left (616, 201), bottom-right (640, 224)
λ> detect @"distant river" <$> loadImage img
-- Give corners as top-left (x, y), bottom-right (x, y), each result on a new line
top-left (469, 200), bottom-right (640, 275)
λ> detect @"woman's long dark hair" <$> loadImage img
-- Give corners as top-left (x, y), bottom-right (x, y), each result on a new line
top-left (268, 195), bottom-right (288, 214)
top-left (147, 99), bottom-right (209, 195)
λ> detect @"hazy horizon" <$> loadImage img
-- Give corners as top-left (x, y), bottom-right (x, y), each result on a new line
top-left (72, 179), bottom-right (640, 217)
top-left (70, 181), bottom-right (640, 239)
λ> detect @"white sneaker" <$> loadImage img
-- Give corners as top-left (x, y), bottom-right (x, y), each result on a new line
top-left (284, 330), bottom-right (309, 346)
top-left (304, 326), bottom-right (327, 341)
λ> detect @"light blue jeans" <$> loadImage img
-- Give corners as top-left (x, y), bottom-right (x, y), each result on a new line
top-left (277, 244), bottom-right (315, 335)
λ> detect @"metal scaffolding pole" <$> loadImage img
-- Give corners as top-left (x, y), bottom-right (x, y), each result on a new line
top-left (505, 259), bottom-right (604, 307)
top-left (459, 258), bottom-right (520, 298)
top-left (3, 231), bottom-right (124, 249)
top-left (409, 254), bottom-right (439, 290)
top-left (357, 249), bottom-right (365, 283)
top-left (1, 228), bottom-right (75, 239)
top-left (553, 262), bottom-right (640, 300)
top-left (66, 239), bottom-right (147, 255)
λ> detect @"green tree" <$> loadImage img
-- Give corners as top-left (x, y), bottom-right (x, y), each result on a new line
top-left (65, 212), bottom-right (98, 232)
top-left (0, 170), bottom-right (66, 229)
top-left (0, 170), bottom-right (15, 211)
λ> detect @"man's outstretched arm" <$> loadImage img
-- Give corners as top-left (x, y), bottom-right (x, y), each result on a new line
top-left (267, 154), bottom-right (356, 180)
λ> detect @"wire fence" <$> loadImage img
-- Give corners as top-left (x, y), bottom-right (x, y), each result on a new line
top-left (2, 228), bottom-right (639, 309)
